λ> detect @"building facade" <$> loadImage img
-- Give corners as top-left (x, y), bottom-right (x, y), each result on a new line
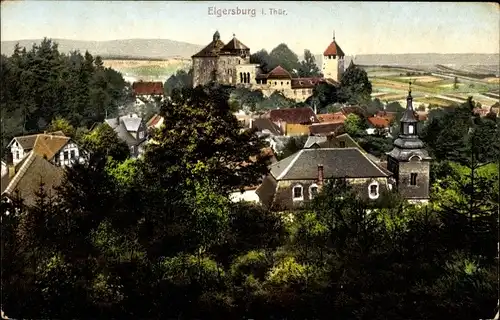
top-left (191, 31), bottom-right (346, 101)
top-left (386, 86), bottom-right (432, 203)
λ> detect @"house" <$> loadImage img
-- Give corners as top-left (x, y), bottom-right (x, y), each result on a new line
top-left (308, 122), bottom-right (345, 136)
top-left (341, 105), bottom-right (369, 119)
top-left (1, 151), bottom-right (64, 207)
top-left (229, 147), bottom-right (277, 204)
top-left (263, 107), bottom-right (319, 136)
top-left (7, 131), bottom-right (82, 167)
top-left (366, 116), bottom-right (392, 135)
top-left (146, 114), bottom-right (164, 130)
top-left (105, 114), bottom-right (148, 158)
top-left (255, 147), bottom-right (393, 211)
top-left (132, 81), bottom-right (164, 103)
top-left (304, 133), bottom-right (362, 150)
top-left (317, 112), bottom-right (346, 123)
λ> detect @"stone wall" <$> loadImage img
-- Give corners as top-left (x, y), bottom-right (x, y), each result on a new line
top-left (192, 57), bottom-right (217, 87)
top-left (395, 159), bottom-right (430, 200)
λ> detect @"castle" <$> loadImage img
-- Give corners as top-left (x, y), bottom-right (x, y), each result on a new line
top-left (192, 31), bottom-right (346, 102)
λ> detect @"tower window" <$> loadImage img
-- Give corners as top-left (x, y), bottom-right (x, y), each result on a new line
top-left (410, 173), bottom-right (417, 186)
top-left (408, 124), bottom-right (414, 134)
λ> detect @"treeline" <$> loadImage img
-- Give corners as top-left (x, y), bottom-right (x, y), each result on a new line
top-left (1, 85), bottom-right (499, 319)
top-left (0, 38), bottom-right (131, 158)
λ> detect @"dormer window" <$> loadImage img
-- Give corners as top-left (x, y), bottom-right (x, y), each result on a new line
top-left (292, 184), bottom-right (304, 201)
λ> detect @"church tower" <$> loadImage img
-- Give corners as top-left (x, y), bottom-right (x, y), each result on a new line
top-left (386, 83), bottom-right (432, 203)
top-left (322, 31), bottom-right (345, 83)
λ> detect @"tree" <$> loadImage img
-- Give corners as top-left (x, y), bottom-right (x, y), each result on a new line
top-left (164, 68), bottom-right (193, 96)
top-left (268, 44), bottom-right (301, 76)
top-left (277, 135), bottom-right (308, 160)
top-left (143, 84), bottom-right (271, 194)
top-left (250, 49), bottom-right (276, 73)
top-left (46, 117), bottom-right (76, 137)
top-left (80, 123), bottom-right (130, 161)
top-left (339, 64), bottom-right (372, 104)
top-left (298, 49), bottom-right (320, 77)
top-left (305, 82), bottom-right (339, 113)
top-left (343, 113), bottom-right (367, 136)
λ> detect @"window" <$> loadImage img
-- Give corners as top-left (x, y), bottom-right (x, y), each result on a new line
top-left (408, 124), bottom-right (414, 134)
top-left (130, 146), bottom-right (135, 153)
top-left (63, 151), bottom-right (69, 160)
top-left (281, 81), bottom-right (283, 85)
top-left (410, 173), bottom-right (417, 186)
top-left (339, 141), bottom-right (346, 148)
top-left (15, 151), bottom-right (19, 160)
top-left (292, 184), bottom-right (303, 201)
top-left (368, 182), bottom-right (379, 199)
top-left (309, 184), bottom-right (319, 199)
top-left (70, 150), bottom-right (75, 159)
top-left (139, 131), bottom-right (144, 139)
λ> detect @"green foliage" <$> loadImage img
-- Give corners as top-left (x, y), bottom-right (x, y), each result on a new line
top-left (277, 135), bottom-right (308, 160)
top-left (0, 38), bottom-right (129, 159)
top-left (46, 117), bottom-right (76, 137)
top-left (306, 82), bottom-right (339, 112)
top-left (343, 113), bottom-right (367, 136)
top-left (80, 123), bottom-right (130, 161)
top-left (339, 63), bottom-right (373, 104)
top-left (298, 49), bottom-right (321, 77)
top-left (164, 68), bottom-right (193, 96)
top-left (250, 44), bottom-right (301, 75)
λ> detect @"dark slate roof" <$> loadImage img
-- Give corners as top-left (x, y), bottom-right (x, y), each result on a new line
top-left (251, 118), bottom-right (283, 135)
top-left (309, 122), bottom-right (344, 135)
top-left (266, 107), bottom-right (318, 124)
top-left (270, 148), bottom-right (391, 180)
top-left (304, 136), bottom-right (328, 148)
top-left (104, 115), bottom-right (145, 146)
top-left (255, 175), bottom-right (278, 208)
top-left (221, 36), bottom-right (249, 51)
top-left (192, 39), bottom-right (226, 58)
top-left (2, 152), bottom-right (64, 207)
top-left (400, 92), bottom-right (418, 123)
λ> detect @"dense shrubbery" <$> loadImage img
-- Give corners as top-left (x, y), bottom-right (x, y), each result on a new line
top-left (1, 85), bottom-right (499, 319)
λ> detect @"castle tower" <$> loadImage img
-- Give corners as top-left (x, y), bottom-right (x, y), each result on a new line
top-left (191, 31), bottom-right (226, 87)
top-left (386, 83), bottom-right (432, 203)
top-left (322, 31), bottom-right (345, 83)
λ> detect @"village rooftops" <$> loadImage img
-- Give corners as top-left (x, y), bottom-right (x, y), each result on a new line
top-left (220, 35), bottom-right (250, 52)
top-left (323, 36), bottom-right (345, 57)
top-left (309, 122), bottom-right (344, 135)
top-left (265, 107), bottom-right (318, 125)
top-left (2, 151), bottom-right (64, 207)
top-left (7, 131), bottom-right (66, 151)
top-left (269, 147), bottom-right (391, 181)
top-left (132, 81), bottom-right (164, 96)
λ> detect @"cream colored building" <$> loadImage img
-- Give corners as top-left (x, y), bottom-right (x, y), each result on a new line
top-left (192, 31), bottom-right (347, 102)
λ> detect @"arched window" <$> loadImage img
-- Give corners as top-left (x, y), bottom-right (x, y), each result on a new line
top-left (309, 183), bottom-right (319, 199)
top-left (368, 181), bottom-right (380, 200)
top-left (247, 72), bottom-right (250, 83)
top-left (292, 184), bottom-right (303, 201)
top-left (240, 73), bottom-right (243, 83)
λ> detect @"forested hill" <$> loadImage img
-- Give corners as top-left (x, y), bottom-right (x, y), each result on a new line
top-left (0, 38), bottom-right (131, 158)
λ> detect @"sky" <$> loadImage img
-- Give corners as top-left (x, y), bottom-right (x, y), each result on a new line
top-left (1, 1), bottom-right (499, 55)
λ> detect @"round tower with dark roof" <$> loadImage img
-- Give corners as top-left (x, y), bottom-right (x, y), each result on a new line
top-left (386, 83), bottom-right (432, 203)
top-left (322, 31), bottom-right (345, 83)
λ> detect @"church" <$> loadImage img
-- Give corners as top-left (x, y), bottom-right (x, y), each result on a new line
top-left (191, 31), bottom-right (346, 102)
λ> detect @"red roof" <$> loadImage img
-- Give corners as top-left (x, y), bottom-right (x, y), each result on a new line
top-left (317, 112), bottom-right (346, 123)
top-left (367, 117), bottom-right (391, 128)
top-left (309, 122), bottom-right (345, 135)
top-left (266, 107), bottom-right (318, 124)
top-left (132, 82), bottom-right (164, 96)
top-left (147, 114), bottom-right (163, 127)
top-left (323, 39), bottom-right (345, 57)
top-left (266, 66), bottom-right (292, 79)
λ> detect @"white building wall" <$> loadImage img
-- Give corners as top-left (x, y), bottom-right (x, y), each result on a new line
top-left (229, 190), bottom-right (260, 203)
top-left (56, 142), bottom-right (80, 167)
top-left (1, 162), bottom-right (7, 177)
top-left (11, 141), bottom-right (26, 166)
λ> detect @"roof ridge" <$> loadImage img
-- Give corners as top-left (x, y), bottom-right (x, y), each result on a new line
top-left (276, 149), bottom-right (304, 180)
top-left (3, 151), bottom-right (37, 195)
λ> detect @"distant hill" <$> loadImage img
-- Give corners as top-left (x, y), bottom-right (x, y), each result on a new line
top-left (1, 38), bottom-right (204, 59)
top-left (2, 38), bottom-right (498, 69)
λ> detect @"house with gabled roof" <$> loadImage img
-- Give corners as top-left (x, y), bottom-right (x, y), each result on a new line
top-left (1, 151), bottom-right (64, 207)
top-left (7, 131), bottom-right (82, 167)
top-left (254, 147), bottom-right (393, 211)
top-left (105, 114), bottom-right (148, 158)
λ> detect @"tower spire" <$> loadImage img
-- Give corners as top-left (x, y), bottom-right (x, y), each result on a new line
top-left (333, 30), bottom-right (335, 41)
top-left (407, 81), bottom-right (413, 110)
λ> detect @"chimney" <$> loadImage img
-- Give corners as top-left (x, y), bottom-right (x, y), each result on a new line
top-left (317, 164), bottom-right (324, 185)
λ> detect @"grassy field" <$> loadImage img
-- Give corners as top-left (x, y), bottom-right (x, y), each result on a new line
top-left (103, 59), bottom-right (190, 81)
top-left (366, 65), bottom-right (499, 108)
